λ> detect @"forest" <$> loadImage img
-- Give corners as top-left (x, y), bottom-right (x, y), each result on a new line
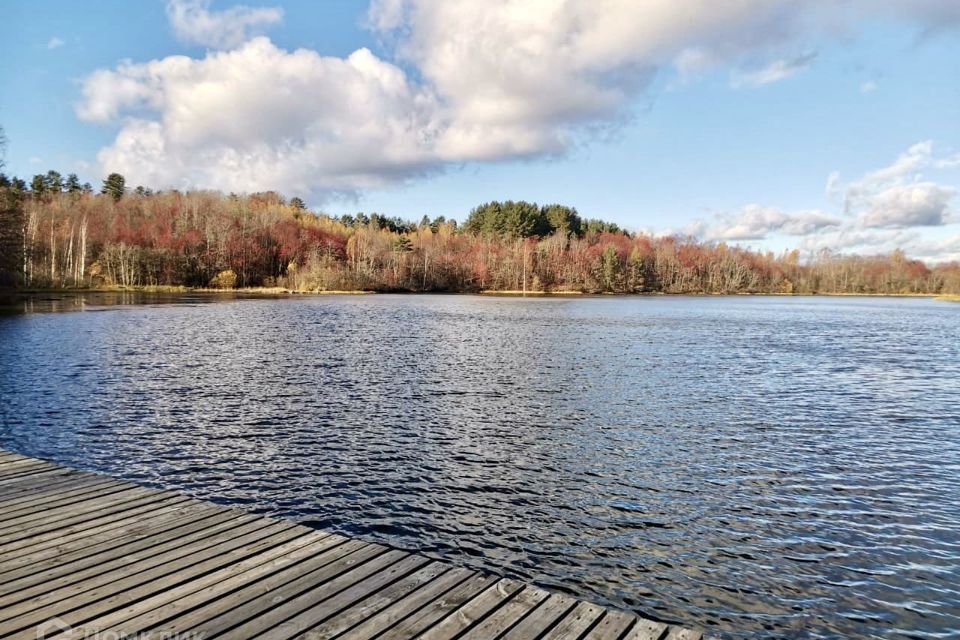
top-left (1, 168), bottom-right (958, 295)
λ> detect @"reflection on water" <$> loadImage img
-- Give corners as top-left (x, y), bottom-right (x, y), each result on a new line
top-left (0, 294), bottom-right (958, 639)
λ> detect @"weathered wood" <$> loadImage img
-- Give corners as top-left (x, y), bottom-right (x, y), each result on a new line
top-left (498, 592), bottom-right (579, 639)
top-left (254, 553), bottom-right (432, 640)
top-left (377, 573), bottom-right (500, 640)
top-left (584, 610), bottom-right (639, 639)
top-left (416, 578), bottom-right (525, 640)
top-left (331, 567), bottom-right (477, 640)
top-left (0, 508), bottom-right (244, 595)
top-left (541, 601), bottom-right (607, 639)
top-left (0, 496), bottom-right (196, 559)
top-left (212, 547), bottom-right (409, 639)
top-left (66, 532), bottom-right (339, 638)
top-left (0, 501), bottom-right (219, 578)
top-left (0, 476), bottom-right (118, 515)
top-left (457, 585), bottom-right (552, 639)
top-left (0, 521), bottom-right (297, 636)
top-left (623, 618), bottom-right (671, 639)
top-left (0, 448), bottom-right (706, 640)
top-left (299, 561), bottom-right (452, 639)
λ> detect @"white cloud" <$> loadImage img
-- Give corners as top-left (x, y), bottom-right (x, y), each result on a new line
top-left (166, 0), bottom-right (283, 50)
top-left (838, 141), bottom-right (958, 227)
top-left (795, 228), bottom-right (921, 254)
top-left (79, 39), bottom-right (443, 197)
top-left (934, 153), bottom-right (960, 169)
top-left (844, 140), bottom-right (934, 210)
top-left (730, 52), bottom-right (817, 88)
top-left (368, 0), bottom-right (815, 152)
top-left (860, 80), bottom-right (878, 93)
top-left (78, 1), bottom-right (960, 201)
top-left (47, 37), bottom-right (65, 50)
top-left (686, 140), bottom-right (959, 260)
top-left (694, 204), bottom-right (841, 241)
top-left (859, 182), bottom-right (955, 228)
top-left (907, 234), bottom-right (960, 263)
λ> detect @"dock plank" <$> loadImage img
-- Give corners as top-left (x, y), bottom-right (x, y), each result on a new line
top-left (0, 448), bottom-right (705, 640)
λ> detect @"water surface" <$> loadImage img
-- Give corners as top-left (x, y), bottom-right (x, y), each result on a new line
top-left (1, 294), bottom-right (958, 638)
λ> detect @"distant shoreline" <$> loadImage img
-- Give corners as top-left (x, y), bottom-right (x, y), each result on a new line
top-left (2, 286), bottom-right (954, 300)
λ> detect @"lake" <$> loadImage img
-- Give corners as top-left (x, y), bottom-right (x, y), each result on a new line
top-left (0, 293), bottom-right (957, 639)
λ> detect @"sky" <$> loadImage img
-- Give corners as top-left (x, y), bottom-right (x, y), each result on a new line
top-left (1, 0), bottom-right (959, 262)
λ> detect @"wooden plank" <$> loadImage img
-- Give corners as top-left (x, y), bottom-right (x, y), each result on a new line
top-left (0, 465), bottom-right (64, 484)
top-left (0, 479), bottom-right (135, 522)
top-left (63, 531), bottom-right (339, 638)
top-left (0, 506), bottom-right (241, 595)
top-left (623, 619), bottom-right (670, 640)
top-left (377, 573), bottom-right (500, 640)
top-left (121, 539), bottom-right (377, 639)
top-left (0, 484), bottom-right (155, 533)
top-left (497, 592), bottom-right (579, 640)
top-left (541, 602), bottom-right (607, 639)
top-left (664, 627), bottom-right (703, 640)
top-left (0, 488), bottom-right (174, 544)
top-left (0, 516), bottom-right (275, 615)
top-left (0, 469), bottom-right (83, 497)
top-left (202, 547), bottom-right (407, 640)
top-left (583, 610), bottom-right (639, 639)
top-left (71, 532), bottom-right (349, 638)
top-left (297, 562), bottom-right (449, 640)
top-left (0, 495), bottom-right (196, 559)
top-left (254, 553), bottom-right (434, 640)
top-left (416, 578), bottom-right (525, 640)
top-left (456, 585), bottom-right (552, 640)
top-left (0, 465), bottom-right (66, 486)
top-left (0, 475), bottom-right (117, 514)
top-left (331, 567), bottom-right (477, 640)
top-left (0, 459), bottom-right (48, 476)
top-left (0, 520), bottom-right (298, 637)
top-left (0, 501), bottom-right (219, 578)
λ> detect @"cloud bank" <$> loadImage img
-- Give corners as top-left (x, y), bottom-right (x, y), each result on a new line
top-left (687, 140), bottom-right (959, 262)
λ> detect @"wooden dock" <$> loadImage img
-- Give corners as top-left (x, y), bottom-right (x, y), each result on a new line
top-left (0, 448), bottom-right (706, 640)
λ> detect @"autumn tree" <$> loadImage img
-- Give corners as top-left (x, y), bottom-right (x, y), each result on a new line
top-left (0, 128), bottom-right (24, 286)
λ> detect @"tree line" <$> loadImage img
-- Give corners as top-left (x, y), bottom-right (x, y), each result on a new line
top-left (0, 167), bottom-right (957, 295)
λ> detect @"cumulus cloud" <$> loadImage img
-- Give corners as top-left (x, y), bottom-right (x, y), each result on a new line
top-left (78, 0), bottom-right (960, 200)
top-left (368, 0), bottom-right (812, 150)
top-left (693, 204), bottom-right (841, 241)
top-left (832, 141), bottom-right (958, 229)
top-left (685, 140), bottom-right (959, 261)
top-left (47, 37), bottom-right (65, 50)
top-left (859, 183), bottom-right (955, 228)
top-left (844, 140), bottom-right (935, 211)
top-left (166, 0), bottom-right (283, 49)
top-left (79, 39), bottom-right (443, 197)
top-left (907, 234), bottom-right (960, 263)
top-left (795, 228), bottom-right (922, 254)
top-left (730, 52), bottom-right (817, 88)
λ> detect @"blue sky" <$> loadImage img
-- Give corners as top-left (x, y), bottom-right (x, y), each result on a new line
top-left (2, 1), bottom-right (959, 261)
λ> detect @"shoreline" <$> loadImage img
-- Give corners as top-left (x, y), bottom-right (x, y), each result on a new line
top-left (1, 286), bottom-right (953, 299)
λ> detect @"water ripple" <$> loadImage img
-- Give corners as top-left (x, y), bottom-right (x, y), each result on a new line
top-left (0, 294), bottom-right (958, 639)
